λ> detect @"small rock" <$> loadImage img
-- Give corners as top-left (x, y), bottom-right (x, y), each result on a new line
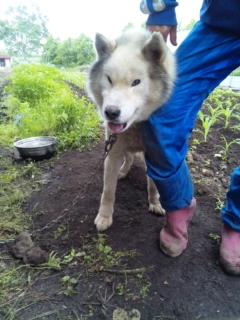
top-left (192, 152), bottom-right (202, 161)
top-left (23, 246), bottom-right (49, 265)
top-left (202, 168), bottom-right (213, 177)
top-left (191, 167), bottom-right (196, 174)
top-left (9, 232), bottom-right (34, 259)
top-left (9, 231), bottom-right (48, 266)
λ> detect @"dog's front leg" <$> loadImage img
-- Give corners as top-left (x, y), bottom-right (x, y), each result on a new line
top-left (118, 152), bottom-right (134, 179)
top-left (95, 152), bottom-right (124, 231)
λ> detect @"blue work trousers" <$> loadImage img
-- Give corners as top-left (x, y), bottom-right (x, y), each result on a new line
top-left (141, 22), bottom-right (240, 231)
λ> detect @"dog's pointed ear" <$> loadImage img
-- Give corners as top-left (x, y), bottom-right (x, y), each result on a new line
top-left (142, 32), bottom-right (166, 62)
top-left (95, 33), bottom-right (116, 59)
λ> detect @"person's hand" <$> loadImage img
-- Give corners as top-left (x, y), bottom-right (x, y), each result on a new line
top-left (147, 25), bottom-right (177, 46)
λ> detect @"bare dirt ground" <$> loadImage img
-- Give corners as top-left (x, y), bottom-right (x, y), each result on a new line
top-left (5, 121), bottom-right (239, 320)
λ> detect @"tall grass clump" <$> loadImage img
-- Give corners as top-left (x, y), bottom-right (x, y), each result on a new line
top-left (0, 64), bottom-right (100, 150)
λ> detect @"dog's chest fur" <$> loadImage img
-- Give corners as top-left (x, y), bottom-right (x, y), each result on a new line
top-left (111, 124), bottom-right (145, 154)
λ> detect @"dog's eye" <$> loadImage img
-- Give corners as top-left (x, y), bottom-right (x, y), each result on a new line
top-left (131, 79), bottom-right (141, 87)
top-left (107, 75), bottom-right (113, 85)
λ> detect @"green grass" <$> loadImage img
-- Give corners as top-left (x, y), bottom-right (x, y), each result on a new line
top-left (0, 155), bottom-right (41, 238)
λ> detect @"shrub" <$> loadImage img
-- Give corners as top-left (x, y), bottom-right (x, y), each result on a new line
top-left (0, 64), bottom-right (100, 150)
top-left (6, 64), bottom-right (64, 106)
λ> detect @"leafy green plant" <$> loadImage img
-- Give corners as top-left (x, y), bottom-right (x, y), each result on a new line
top-left (218, 136), bottom-right (240, 160)
top-left (0, 64), bottom-right (100, 149)
top-left (82, 235), bottom-right (136, 272)
top-left (5, 64), bottom-right (64, 106)
top-left (219, 102), bottom-right (237, 129)
top-left (61, 275), bottom-right (78, 296)
top-left (198, 111), bottom-right (218, 142)
top-left (62, 248), bottom-right (83, 265)
top-left (207, 103), bottom-right (222, 120)
top-left (45, 252), bottom-right (62, 271)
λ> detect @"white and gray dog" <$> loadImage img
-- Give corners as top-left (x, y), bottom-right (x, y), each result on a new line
top-left (87, 29), bottom-right (175, 231)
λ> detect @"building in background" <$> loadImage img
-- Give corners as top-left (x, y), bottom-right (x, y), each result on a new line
top-left (0, 54), bottom-right (11, 71)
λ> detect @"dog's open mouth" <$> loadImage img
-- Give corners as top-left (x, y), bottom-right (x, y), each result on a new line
top-left (108, 122), bottom-right (127, 134)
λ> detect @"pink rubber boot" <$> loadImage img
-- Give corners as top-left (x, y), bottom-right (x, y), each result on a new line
top-left (220, 225), bottom-right (240, 275)
top-left (160, 198), bottom-right (196, 257)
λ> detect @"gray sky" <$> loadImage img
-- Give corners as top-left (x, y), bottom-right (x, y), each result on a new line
top-left (0, 0), bottom-right (202, 40)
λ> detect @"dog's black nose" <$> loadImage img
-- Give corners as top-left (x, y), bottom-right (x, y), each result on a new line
top-left (105, 107), bottom-right (120, 120)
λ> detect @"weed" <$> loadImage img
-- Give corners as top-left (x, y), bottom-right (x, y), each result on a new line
top-left (0, 264), bottom-right (26, 301)
top-left (42, 249), bottom-right (85, 271)
top-left (116, 283), bottom-right (125, 296)
top-left (0, 156), bottom-right (41, 238)
top-left (62, 248), bottom-right (84, 265)
top-left (61, 275), bottom-right (79, 296)
top-left (139, 280), bottom-right (151, 298)
top-left (209, 233), bottom-right (220, 242)
top-left (54, 224), bottom-right (68, 240)
top-left (44, 252), bottom-right (62, 271)
top-left (82, 235), bottom-right (136, 272)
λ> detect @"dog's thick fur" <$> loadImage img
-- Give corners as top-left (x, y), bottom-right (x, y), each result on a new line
top-left (87, 29), bottom-right (175, 231)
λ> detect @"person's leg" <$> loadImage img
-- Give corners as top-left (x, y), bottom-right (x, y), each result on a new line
top-left (141, 21), bottom-right (240, 256)
top-left (220, 167), bottom-right (240, 274)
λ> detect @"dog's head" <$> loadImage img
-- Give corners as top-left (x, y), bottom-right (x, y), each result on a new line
top-left (87, 29), bottom-right (175, 134)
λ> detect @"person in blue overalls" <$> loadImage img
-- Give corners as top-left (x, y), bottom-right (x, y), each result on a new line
top-left (140, 0), bottom-right (240, 275)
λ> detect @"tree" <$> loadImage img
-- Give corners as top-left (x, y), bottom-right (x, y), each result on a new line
top-left (0, 5), bottom-right (48, 61)
top-left (42, 34), bottom-right (95, 67)
top-left (41, 36), bottom-right (59, 64)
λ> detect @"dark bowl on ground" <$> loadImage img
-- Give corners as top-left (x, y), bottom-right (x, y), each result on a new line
top-left (14, 136), bottom-right (57, 160)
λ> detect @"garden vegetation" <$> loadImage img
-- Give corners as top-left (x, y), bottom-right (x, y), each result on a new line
top-left (0, 64), bottom-right (100, 150)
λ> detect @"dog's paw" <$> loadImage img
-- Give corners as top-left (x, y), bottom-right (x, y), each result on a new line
top-left (149, 203), bottom-right (166, 216)
top-left (94, 214), bottom-right (113, 231)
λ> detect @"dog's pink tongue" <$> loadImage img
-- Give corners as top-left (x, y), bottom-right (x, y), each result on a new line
top-left (108, 122), bottom-right (124, 133)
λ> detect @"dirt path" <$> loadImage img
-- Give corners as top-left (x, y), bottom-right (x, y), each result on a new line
top-left (11, 141), bottom-right (239, 320)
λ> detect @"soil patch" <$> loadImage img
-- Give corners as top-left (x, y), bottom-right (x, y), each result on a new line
top-left (10, 128), bottom-right (240, 319)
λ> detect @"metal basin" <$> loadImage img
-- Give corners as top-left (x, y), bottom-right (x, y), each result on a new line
top-left (14, 136), bottom-right (57, 160)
